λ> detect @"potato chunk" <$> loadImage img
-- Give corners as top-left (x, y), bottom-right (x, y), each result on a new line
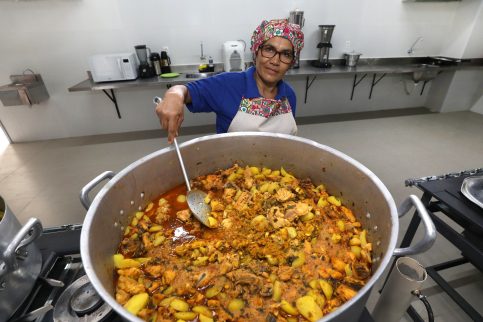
top-left (123, 293), bottom-right (149, 316)
top-left (295, 296), bottom-right (323, 322)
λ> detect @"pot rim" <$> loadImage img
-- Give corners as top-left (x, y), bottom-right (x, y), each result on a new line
top-left (81, 132), bottom-right (398, 322)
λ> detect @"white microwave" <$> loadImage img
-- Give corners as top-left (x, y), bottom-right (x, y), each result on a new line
top-left (88, 53), bottom-right (138, 82)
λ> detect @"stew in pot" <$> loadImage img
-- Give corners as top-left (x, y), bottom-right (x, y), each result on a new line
top-left (113, 164), bottom-right (373, 321)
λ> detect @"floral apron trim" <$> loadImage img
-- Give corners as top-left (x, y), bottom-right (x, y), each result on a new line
top-left (238, 97), bottom-right (292, 118)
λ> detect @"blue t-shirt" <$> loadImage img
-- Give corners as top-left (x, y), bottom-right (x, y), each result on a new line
top-left (185, 66), bottom-right (297, 133)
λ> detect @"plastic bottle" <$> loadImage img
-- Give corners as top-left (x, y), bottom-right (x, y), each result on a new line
top-left (208, 56), bottom-right (215, 72)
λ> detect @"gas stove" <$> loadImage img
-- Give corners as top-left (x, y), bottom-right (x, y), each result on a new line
top-left (7, 225), bottom-right (375, 322)
top-left (7, 225), bottom-right (122, 322)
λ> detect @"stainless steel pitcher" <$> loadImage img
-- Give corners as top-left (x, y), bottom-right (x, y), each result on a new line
top-left (0, 196), bottom-right (43, 321)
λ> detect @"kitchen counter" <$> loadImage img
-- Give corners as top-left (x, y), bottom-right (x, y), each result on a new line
top-left (68, 57), bottom-right (483, 118)
top-left (69, 57), bottom-right (483, 91)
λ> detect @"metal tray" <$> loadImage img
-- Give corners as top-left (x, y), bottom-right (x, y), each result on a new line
top-left (461, 175), bottom-right (483, 209)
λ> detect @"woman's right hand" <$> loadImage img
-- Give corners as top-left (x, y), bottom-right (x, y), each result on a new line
top-left (155, 85), bottom-right (190, 144)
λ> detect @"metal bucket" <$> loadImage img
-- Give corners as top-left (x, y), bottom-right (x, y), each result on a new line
top-left (344, 52), bottom-right (362, 67)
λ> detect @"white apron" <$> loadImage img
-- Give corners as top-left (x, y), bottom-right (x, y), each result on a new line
top-left (227, 96), bottom-right (297, 135)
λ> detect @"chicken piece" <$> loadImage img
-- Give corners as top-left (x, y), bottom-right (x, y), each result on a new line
top-left (221, 218), bottom-right (233, 229)
top-left (227, 269), bottom-right (261, 285)
top-left (138, 309), bottom-right (154, 321)
top-left (327, 268), bottom-right (344, 280)
top-left (341, 206), bottom-right (356, 222)
top-left (325, 297), bottom-right (343, 312)
top-left (195, 265), bottom-right (219, 288)
top-left (117, 267), bottom-right (143, 279)
top-left (227, 269), bottom-right (261, 290)
top-left (260, 283), bottom-right (273, 297)
top-left (207, 299), bottom-right (221, 308)
top-left (299, 178), bottom-right (315, 197)
top-left (210, 199), bottom-right (225, 212)
top-left (155, 202), bottom-right (171, 224)
top-left (148, 281), bottom-right (161, 293)
top-left (275, 188), bottom-right (294, 202)
top-left (284, 201), bottom-right (311, 222)
top-left (219, 257), bottom-right (234, 275)
top-left (318, 267), bottom-right (330, 279)
top-left (220, 163), bottom-right (240, 176)
top-left (191, 292), bottom-right (205, 303)
top-left (163, 269), bottom-right (176, 284)
top-left (203, 174), bottom-right (224, 190)
top-left (176, 209), bottom-right (191, 222)
top-left (233, 191), bottom-right (252, 212)
top-left (142, 233), bottom-right (153, 250)
top-left (277, 265), bottom-right (294, 281)
top-left (243, 167), bottom-right (254, 189)
top-left (267, 206), bottom-right (290, 229)
top-left (223, 187), bottom-right (237, 204)
top-left (144, 265), bottom-right (163, 278)
top-left (138, 219), bottom-right (149, 231)
top-left (351, 261), bottom-right (371, 279)
top-left (170, 271), bottom-right (196, 296)
top-left (119, 237), bottom-right (144, 258)
top-left (331, 257), bottom-right (346, 273)
top-left (343, 276), bottom-right (366, 290)
top-left (115, 288), bottom-right (130, 305)
top-left (117, 275), bottom-right (145, 295)
top-left (336, 284), bottom-right (357, 301)
top-left (295, 202), bottom-right (310, 216)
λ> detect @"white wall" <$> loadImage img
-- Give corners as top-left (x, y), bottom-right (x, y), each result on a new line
top-left (426, 0), bottom-right (483, 113)
top-left (0, 0), bottom-right (481, 142)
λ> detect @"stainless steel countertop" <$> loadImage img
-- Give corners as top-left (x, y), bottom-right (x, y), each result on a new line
top-left (68, 57), bottom-right (483, 92)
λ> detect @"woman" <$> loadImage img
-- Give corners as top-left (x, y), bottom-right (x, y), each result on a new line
top-left (155, 19), bottom-right (304, 143)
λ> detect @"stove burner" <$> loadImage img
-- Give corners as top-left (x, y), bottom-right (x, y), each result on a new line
top-left (53, 275), bottom-right (113, 322)
top-left (70, 282), bottom-right (103, 315)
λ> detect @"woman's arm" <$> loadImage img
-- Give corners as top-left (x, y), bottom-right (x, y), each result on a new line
top-left (155, 85), bottom-right (192, 143)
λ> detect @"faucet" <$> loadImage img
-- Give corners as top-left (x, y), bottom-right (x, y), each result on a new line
top-left (200, 41), bottom-right (206, 61)
top-left (408, 37), bottom-right (423, 55)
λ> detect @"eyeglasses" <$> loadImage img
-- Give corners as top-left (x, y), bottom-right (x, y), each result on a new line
top-left (259, 45), bottom-right (294, 64)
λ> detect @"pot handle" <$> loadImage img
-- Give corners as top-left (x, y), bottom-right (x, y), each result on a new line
top-left (80, 171), bottom-right (116, 210)
top-left (393, 195), bottom-right (436, 256)
top-left (0, 217), bottom-right (43, 275)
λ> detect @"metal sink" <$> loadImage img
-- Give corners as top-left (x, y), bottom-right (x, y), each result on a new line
top-left (185, 71), bottom-right (223, 79)
top-left (411, 64), bottom-right (440, 82)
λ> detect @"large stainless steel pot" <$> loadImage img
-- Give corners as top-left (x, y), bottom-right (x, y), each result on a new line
top-left (80, 132), bottom-right (436, 322)
top-left (0, 196), bottom-right (43, 321)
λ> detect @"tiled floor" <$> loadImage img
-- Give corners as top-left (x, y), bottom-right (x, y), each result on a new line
top-left (1, 110), bottom-right (482, 321)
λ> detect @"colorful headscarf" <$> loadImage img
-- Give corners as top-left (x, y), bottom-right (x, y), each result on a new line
top-left (250, 19), bottom-right (304, 62)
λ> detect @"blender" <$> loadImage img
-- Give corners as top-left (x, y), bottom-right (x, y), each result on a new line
top-left (288, 9), bottom-right (305, 69)
top-left (312, 25), bottom-right (335, 68)
top-left (135, 45), bottom-right (154, 78)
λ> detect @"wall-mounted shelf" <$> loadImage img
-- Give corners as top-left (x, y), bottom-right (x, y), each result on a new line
top-left (68, 58), bottom-right (482, 118)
